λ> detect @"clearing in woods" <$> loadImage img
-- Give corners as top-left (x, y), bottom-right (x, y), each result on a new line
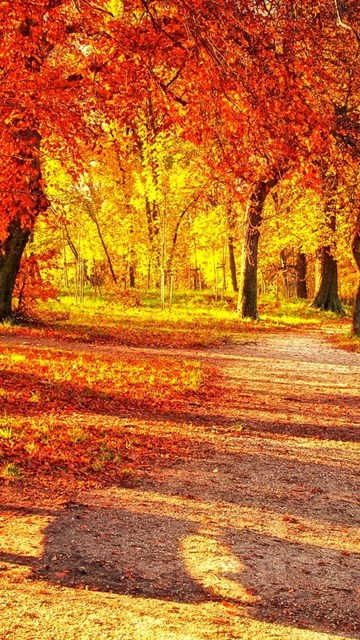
top-left (0, 330), bottom-right (359, 640)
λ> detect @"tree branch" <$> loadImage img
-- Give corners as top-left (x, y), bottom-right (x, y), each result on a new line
top-left (333, 0), bottom-right (360, 43)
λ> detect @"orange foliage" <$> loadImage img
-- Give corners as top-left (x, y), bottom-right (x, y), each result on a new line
top-left (14, 250), bottom-right (59, 312)
top-left (1, 0), bottom-right (360, 319)
top-left (0, 345), bottom-right (210, 481)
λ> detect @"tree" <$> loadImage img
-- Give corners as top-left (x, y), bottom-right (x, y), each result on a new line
top-left (238, 176), bottom-right (283, 318)
top-left (352, 215), bottom-right (360, 334)
top-left (311, 165), bottom-right (344, 314)
top-left (3, 0), bottom-right (360, 324)
top-left (0, 0), bottom-right (106, 319)
top-left (295, 252), bottom-right (308, 299)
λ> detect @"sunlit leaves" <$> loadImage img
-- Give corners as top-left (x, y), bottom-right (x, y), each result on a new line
top-left (0, 344), bottom-right (205, 478)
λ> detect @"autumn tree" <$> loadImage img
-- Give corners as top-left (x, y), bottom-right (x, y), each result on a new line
top-left (0, 0), bottom-right (108, 320)
top-left (310, 2), bottom-right (360, 321)
top-left (310, 163), bottom-right (344, 314)
top-left (352, 213), bottom-right (360, 334)
top-left (2, 0), bottom-right (360, 324)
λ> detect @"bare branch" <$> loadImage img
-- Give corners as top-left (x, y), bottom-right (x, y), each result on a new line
top-left (333, 0), bottom-right (360, 43)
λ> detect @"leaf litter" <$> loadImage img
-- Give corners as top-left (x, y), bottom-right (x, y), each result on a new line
top-left (0, 330), bottom-right (359, 640)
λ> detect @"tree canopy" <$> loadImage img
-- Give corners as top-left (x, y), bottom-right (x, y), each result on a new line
top-left (1, 0), bottom-right (360, 328)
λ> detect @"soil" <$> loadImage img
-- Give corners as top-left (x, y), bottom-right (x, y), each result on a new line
top-left (0, 330), bottom-right (359, 640)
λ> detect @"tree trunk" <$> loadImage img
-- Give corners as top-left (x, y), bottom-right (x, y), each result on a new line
top-left (238, 202), bottom-right (261, 319)
top-left (238, 177), bottom-right (280, 319)
top-left (228, 234), bottom-right (238, 292)
top-left (0, 125), bottom-right (46, 321)
top-left (295, 251), bottom-right (308, 298)
top-left (352, 281), bottom-right (360, 336)
top-left (145, 197), bottom-right (161, 286)
top-left (0, 220), bottom-right (31, 320)
top-left (129, 262), bottom-right (136, 288)
top-left (312, 166), bottom-right (344, 315)
top-left (84, 188), bottom-right (117, 285)
top-left (352, 222), bottom-right (360, 335)
top-left (312, 248), bottom-right (343, 314)
top-left (226, 204), bottom-right (238, 293)
top-left (280, 249), bottom-right (290, 297)
top-left (90, 210), bottom-right (117, 284)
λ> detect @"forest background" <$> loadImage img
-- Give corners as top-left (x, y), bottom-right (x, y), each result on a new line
top-left (1, 0), bottom-right (360, 335)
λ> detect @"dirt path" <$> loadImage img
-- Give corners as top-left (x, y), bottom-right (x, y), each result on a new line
top-left (0, 331), bottom-right (359, 640)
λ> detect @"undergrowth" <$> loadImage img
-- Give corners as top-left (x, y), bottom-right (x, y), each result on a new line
top-left (0, 291), bottom-right (352, 349)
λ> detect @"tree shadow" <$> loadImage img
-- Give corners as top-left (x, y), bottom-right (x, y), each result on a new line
top-left (1, 338), bottom-right (359, 635)
top-left (0, 501), bottom-right (359, 637)
top-left (1, 368), bottom-right (360, 443)
top-left (0, 502), bottom-right (209, 603)
top-left (221, 528), bottom-right (360, 637)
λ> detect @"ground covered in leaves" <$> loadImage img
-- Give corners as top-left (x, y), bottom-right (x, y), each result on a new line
top-left (0, 329), bottom-right (359, 639)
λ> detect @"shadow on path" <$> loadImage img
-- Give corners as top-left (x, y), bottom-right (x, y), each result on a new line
top-left (0, 499), bottom-right (359, 638)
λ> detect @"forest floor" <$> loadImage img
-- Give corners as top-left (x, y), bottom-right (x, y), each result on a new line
top-left (0, 328), bottom-right (359, 639)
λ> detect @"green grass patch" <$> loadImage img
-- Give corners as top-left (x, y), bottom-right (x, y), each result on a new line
top-left (0, 290), bottom-right (351, 349)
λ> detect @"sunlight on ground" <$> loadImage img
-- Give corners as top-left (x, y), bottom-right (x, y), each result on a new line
top-left (181, 532), bottom-right (260, 603)
top-left (1, 581), bottom-right (352, 640)
top-left (115, 417), bottom-right (360, 470)
top-left (0, 509), bottom-right (50, 558)
top-left (0, 328), bottom-right (359, 638)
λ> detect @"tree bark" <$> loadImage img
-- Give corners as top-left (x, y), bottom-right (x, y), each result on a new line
top-left (228, 234), bottom-right (238, 292)
top-left (63, 221), bottom-right (79, 261)
top-left (312, 246), bottom-right (343, 313)
top-left (0, 220), bottom-right (31, 320)
top-left (352, 281), bottom-right (360, 336)
top-left (238, 177), bottom-right (280, 319)
top-left (145, 196), bottom-right (161, 285)
top-left (352, 222), bottom-right (360, 335)
top-left (295, 251), bottom-right (308, 299)
top-left (129, 264), bottom-right (136, 288)
top-left (312, 167), bottom-right (344, 314)
top-left (280, 249), bottom-right (290, 297)
top-left (226, 204), bottom-right (238, 293)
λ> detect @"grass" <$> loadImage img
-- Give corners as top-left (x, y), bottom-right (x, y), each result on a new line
top-left (1, 290), bottom-right (353, 350)
top-left (0, 290), bottom-right (357, 481)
